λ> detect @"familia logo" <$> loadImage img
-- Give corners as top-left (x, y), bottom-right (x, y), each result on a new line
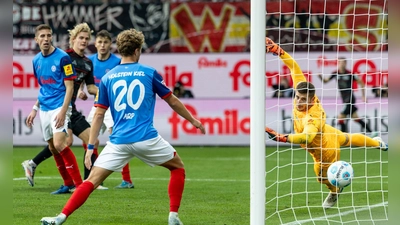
top-left (158, 65), bottom-right (193, 88)
top-left (13, 62), bottom-right (39, 88)
top-left (168, 104), bottom-right (250, 139)
top-left (229, 60), bottom-right (311, 91)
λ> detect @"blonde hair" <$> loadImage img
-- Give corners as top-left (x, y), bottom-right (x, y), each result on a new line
top-left (68, 22), bottom-right (93, 48)
top-left (116, 29), bottom-right (144, 57)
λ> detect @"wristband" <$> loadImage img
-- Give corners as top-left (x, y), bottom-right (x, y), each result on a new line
top-left (32, 105), bottom-right (39, 111)
top-left (87, 144), bottom-right (95, 150)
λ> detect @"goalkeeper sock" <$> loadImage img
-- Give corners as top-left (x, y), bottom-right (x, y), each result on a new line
top-left (321, 179), bottom-right (341, 193)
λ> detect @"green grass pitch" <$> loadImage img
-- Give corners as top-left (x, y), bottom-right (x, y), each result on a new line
top-left (13, 146), bottom-right (387, 225)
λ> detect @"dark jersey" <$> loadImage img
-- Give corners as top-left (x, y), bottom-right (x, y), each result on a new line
top-left (328, 69), bottom-right (360, 103)
top-left (66, 48), bottom-right (95, 111)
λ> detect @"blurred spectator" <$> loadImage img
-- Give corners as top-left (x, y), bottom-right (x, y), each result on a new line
top-left (372, 83), bottom-right (388, 98)
top-left (272, 76), bottom-right (293, 98)
top-left (173, 81), bottom-right (194, 98)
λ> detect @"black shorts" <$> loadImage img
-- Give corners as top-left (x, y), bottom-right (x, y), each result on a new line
top-left (341, 95), bottom-right (357, 116)
top-left (69, 110), bottom-right (91, 137)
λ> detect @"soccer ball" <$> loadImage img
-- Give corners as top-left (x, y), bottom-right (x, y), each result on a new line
top-left (327, 161), bottom-right (354, 188)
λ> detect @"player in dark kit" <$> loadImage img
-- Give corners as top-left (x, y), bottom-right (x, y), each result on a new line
top-left (22, 23), bottom-right (106, 193)
top-left (318, 57), bottom-right (375, 135)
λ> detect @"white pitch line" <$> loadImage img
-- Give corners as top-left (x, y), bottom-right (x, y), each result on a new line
top-left (13, 176), bottom-right (250, 182)
top-left (13, 176), bottom-right (387, 184)
top-left (282, 201), bottom-right (388, 225)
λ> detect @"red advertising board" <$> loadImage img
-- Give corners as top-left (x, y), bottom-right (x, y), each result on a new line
top-left (13, 52), bottom-right (388, 99)
top-left (13, 98), bottom-right (387, 146)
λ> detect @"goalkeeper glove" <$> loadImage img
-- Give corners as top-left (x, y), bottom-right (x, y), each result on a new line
top-left (265, 127), bottom-right (288, 143)
top-left (265, 37), bottom-right (285, 56)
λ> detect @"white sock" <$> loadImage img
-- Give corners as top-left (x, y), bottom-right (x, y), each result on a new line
top-left (58, 213), bottom-right (67, 220)
top-left (28, 160), bottom-right (37, 167)
top-left (169, 212), bottom-right (178, 217)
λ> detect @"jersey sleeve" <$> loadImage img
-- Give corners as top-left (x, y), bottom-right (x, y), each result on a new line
top-left (328, 73), bottom-right (336, 81)
top-left (84, 60), bottom-right (95, 85)
top-left (94, 78), bottom-right (109, 109)
top-left (279, 53), bottom-right (306, 89)
top-left (152, 70), bottom-right (172, 99)
top-left (60, 55), bottom-right (76, 80)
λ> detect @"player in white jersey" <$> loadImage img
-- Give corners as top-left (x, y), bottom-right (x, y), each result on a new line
top-left (41, 28), bottom-right (206, 225)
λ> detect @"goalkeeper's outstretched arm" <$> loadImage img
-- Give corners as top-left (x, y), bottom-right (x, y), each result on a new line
top-left (265, 37), bottom-right (306, 89)
top-left (266, 124), bottom-right (318, 145)
top-left (279, 53), bottom-right (306, 89)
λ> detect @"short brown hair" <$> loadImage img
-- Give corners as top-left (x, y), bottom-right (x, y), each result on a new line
top-left (296, 81), bottom-right (316, 98)
top-left (96, 30), bottom-right (112, 41)
top-left (35, 24), bottom-right (52, 37)
top-left (116, 29), bottom-right (144, 57)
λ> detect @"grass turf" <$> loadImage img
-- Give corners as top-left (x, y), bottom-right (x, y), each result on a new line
top-left (13, 146), bottom-right (387, 224)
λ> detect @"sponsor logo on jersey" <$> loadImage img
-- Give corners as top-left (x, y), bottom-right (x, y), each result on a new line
top-left (64, 64), bottom-right (73, 76)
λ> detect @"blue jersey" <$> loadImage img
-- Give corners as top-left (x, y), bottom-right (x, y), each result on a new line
top-left (88, 53), bottom-right (121, 87)
top-left (33, 48), bottom-right (76, 111)
top-left (95, 62), bottom-right (172, 144)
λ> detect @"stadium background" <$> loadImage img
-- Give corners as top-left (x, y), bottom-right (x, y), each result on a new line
top-left (13, 0), bottom-right (388, 146)
top-left (11, 1), bottom-right (391, 225)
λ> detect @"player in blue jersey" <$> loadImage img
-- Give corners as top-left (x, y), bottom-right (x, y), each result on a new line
top-left (85, 30), bottom-right (134, 189)
top-left (25, 24), bottom-right (83, 193)
top-left (41, 28), bottom-right (206, 225)
top-left (22, 23), bottom-right (107, 193)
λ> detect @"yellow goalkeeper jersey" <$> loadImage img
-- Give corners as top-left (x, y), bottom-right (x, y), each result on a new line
top-left (281, 53), bottom-right (341, 163)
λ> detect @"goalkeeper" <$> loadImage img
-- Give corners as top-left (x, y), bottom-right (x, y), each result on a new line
top-left (264, 37), bottom-right (388, 209)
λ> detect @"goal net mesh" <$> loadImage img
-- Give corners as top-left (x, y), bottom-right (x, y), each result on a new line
top-left (264, 0), bottom-right (388, 224)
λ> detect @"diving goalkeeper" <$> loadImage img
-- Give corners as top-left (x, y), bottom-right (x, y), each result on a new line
top-left (264, 37), bottom-right (388, 209)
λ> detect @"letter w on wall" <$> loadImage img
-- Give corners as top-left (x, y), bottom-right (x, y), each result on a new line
top-left (170, 3), bottom-right (235, 52)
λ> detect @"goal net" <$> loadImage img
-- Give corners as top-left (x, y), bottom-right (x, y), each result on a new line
top-left (264, 0), bottom-right (388, 224)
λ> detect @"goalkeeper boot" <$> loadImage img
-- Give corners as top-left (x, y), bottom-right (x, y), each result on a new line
top-left (168, 212), bottom-right (184, 225)
top-left (265, 37), bottom-right (285, 56)
top-left (40, 213), bottom-right (67, 225)
top-left (21, 160), bottom-right (36, 187)
top-left (373, 137), bottom-right (388, 151)
top-left (322, 187), bottom-right (343, 209)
